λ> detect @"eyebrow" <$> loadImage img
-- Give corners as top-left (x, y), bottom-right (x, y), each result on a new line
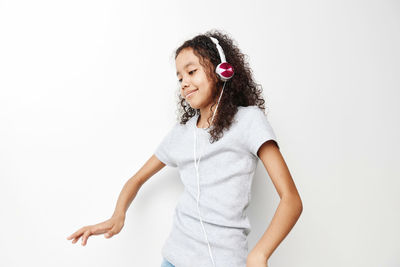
top-left (176, 61), bottom-right (197, 76)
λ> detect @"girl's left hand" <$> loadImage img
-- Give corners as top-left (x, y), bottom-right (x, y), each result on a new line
top-left (246, 250), bottom-right (269, 267)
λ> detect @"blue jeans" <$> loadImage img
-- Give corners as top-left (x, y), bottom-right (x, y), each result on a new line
top-left (161, 258), bottom-right (175, 267)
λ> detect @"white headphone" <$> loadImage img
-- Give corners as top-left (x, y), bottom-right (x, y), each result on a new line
top-left (193, 36), bottom-right (234, 267)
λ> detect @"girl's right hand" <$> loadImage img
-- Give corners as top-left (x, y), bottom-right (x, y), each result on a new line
top-left (66, 214), bottom-right (125, 246)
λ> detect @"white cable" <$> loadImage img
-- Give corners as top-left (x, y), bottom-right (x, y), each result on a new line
top-left (193, 81), bottom-right (226, 267)
top-left (193, 134), bottom-right (216, 267)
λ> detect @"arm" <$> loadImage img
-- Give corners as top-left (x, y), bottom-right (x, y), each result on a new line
top-left (247, 140), bottom-right (303, 265)
top-left (67, 154), bottom-right (167, 246)
top-left (112, 154), bottom-right (167, 218)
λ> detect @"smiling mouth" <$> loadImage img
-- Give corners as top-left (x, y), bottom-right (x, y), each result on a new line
top-left (186, 89), bottom-right (198, 98)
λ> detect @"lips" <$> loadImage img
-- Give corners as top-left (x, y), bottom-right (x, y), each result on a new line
top-left (185, 89), bottom-right (198, 97)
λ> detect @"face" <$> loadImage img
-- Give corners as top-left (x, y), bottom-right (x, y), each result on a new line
top-left (176, 48), bottom-right (216, 110)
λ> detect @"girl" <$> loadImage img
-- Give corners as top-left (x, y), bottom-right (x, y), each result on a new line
top-left (67, 30), bottom-right (303, 267)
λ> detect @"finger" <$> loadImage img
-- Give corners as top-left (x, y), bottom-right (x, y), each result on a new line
top-left (70, 231), bottom-right (84, 244)
top-left (72, 236), bottom-right (80, 244)
top-left (104, 230), bottom-right (113, 238)
top-left (67, 232), bottom-right (74, 240)
top-left (70, 232), bottom-right (83, 244)
top-left (105, 223), bottom-right (119, 238)
top-left (67, 227), bottom-right (85, 240)
top-left (81, 230), bottom-right (91, 246)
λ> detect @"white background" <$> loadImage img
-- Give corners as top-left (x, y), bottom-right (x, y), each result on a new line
top-left (0, 0), bottom-right (399, 266)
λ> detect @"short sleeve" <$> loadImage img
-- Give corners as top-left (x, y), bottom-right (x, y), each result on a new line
top-left (154, 123), bottom-right (178, 167)
top-left (242, 107), bottom-right (279, 157)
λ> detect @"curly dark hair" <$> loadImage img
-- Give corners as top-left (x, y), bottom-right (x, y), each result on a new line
top-left (175, 29), bottom-right (269, 143)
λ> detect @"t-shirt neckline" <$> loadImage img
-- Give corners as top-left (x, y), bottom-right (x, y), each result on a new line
top-left (193, 113), bottom-right (210, 132)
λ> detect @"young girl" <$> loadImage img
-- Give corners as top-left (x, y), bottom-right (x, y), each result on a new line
top-left (67, 30), bottom-right (303, 267)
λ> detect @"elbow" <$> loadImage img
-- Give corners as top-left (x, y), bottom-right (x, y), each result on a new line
top-left (283, 193), bottom-right (303, 214)
top-left (294, 194), bottom-right (303, 214)
top-left (297, 197), bottom-right (303, 216)
top-left (292, 196), bottom-right (303, 215)
top-left (298, 199), bottom-right (303, 214)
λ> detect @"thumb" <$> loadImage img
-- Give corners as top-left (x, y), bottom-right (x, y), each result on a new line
top-left (104, 231), bottom-right (113, 238)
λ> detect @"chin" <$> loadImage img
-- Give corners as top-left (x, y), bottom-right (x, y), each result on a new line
top-left (186, 97), bottom-right (199, 109)
top-left (188, 102), bottom-right (200, 109)
top-left (189, 99), bottom-right (208, 109)
top-left (188, 97), bottom-right (212, 110)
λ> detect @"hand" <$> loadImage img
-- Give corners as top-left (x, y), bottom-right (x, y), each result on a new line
top-left (246, 249), bottom-right (269, 267)
top-left (66, 214), bottom-right (125, 246)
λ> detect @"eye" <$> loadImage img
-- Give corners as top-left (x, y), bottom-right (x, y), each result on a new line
top-left (178, 69), bottom-right (197, 83)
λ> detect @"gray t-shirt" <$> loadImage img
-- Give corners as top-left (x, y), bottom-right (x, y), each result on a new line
top-left (154, 105), bottom-right (279, 267)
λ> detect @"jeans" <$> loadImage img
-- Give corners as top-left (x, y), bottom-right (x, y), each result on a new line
top-left (161, 258), bottom-right (175, 267)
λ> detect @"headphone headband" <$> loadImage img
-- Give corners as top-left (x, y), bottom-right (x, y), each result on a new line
top-left (208, 36), bottom-right (234, 81)
top-left (209, 36), bottom-right (226, 63)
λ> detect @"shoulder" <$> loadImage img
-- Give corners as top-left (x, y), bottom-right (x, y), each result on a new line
top-left (237, 105), bottom-right (267, 121)
top-left (238, 105), bottom-right (265, 113)
top-left (236, 105), bottom-right (275, 135)
top-left (168, 120), bottom-right (189, 138)
top-left (161, 121), bottom-right (181, 140)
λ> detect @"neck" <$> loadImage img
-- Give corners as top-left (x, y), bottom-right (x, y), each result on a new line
top-left (197, 103), bottom-right (217, 129)
top-left (197, 84), bottom-right (225, 129)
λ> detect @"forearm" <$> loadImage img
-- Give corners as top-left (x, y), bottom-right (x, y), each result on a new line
top-left (111, 155), bottom-right (165, 218)
top-left (252, 194), bottom-right (303, 260)
top-left (112, 176), bottom-right (142, 218)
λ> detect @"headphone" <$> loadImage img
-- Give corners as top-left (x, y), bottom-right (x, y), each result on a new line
top-left (193, 36), bottom-right (234, 267)
top-left (210, 36), bottom-right (234, 82)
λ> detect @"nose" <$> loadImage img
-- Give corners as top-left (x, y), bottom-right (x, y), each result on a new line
top-left (181, 76), bottom-right (190, 90)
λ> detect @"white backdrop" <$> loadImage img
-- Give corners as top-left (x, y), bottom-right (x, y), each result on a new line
top-left (0, 0), bottom-right (399, 266)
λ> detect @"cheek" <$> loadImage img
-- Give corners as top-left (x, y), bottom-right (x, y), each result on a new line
top-left (190, 71), bottom-right (215, 100)
top-left (192, 74), bottom-right (205, 86)
top-left (197, 86), bottom-right (214, 104)
top-left (197, 73), bottom-right (213, 91)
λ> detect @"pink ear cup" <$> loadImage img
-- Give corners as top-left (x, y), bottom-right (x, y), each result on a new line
top-left (216, 62), bottom-right (234, 81)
